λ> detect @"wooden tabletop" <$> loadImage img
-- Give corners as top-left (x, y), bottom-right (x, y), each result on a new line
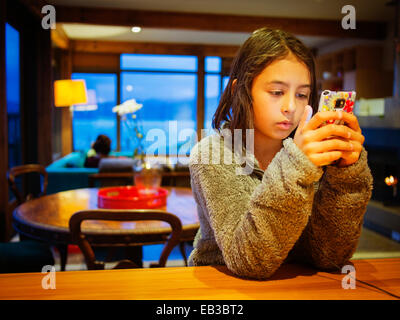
top-left (0, 258), bottom-right (399, 300)
top-left (13, 187), bottom-right (199, 245)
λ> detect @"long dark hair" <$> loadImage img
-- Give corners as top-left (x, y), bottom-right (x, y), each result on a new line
top-left (212, 28), bottom-right (318, 140)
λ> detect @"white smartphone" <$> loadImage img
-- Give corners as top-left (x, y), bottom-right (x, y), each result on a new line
top-left (318, 90), bottom-right (356, 125)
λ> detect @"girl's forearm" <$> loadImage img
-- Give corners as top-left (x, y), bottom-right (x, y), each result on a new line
top-left (292, 148), bottom-right (373, 270)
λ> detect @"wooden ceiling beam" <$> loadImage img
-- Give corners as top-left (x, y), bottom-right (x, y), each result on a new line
top-left (71, 40), bottom-right (240, 57)
top-left (55, 5), bottom-right (386, 40)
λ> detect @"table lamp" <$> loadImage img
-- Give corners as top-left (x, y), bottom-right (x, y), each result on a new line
top-left (54, 79), bottom-right (88, 109)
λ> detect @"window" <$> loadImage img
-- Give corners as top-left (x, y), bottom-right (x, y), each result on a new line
top-left (204, 56), bottom-right (230, 132)
top-left (121, 54), bottom-right (198, 155)
top-left (6, 23), bottom-right (21, 170)
top-left (121, 54), bottom-right (197, 72)
top-left (71, 54), bottom-right (229, 155)
top-left (71, 73), bottom-right (117, 152)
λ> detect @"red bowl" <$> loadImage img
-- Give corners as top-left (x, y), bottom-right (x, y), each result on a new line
top-left (97, 186), bottom-right (168, 209)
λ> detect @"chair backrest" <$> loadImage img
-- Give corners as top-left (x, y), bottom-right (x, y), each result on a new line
top-left (69, 209), bottom-right (182, 270)
top-left (7, 164), bottom-right (48, 205)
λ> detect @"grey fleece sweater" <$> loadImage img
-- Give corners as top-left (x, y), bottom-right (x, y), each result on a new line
top-left (188, 130), bottom-right (373, 279)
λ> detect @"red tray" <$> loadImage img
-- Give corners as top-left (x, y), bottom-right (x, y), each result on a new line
top-left (97, 186), bottom-right (168, 209)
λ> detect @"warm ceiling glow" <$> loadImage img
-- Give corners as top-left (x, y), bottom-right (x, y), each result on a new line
top-left (131, 26), bottom-right (142, 33)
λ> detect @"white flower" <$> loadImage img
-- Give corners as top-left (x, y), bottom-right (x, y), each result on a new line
top-left (112, 98), bottom-right (143, 116)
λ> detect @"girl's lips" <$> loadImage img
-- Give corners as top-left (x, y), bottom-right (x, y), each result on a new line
top-left (276, 122), bottom-right (292, 130)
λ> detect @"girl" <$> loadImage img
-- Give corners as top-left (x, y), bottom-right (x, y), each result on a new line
top-left (188, 28), bottom-right (373, 279)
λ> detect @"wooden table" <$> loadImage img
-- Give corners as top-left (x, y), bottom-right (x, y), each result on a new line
top-left (0, 258), bottom-right (399, 300)
top-left (12, 187), bottom-right (199, 270)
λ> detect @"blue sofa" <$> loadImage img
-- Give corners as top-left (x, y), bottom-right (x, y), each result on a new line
top-left (46, 152), bottom-right (190, 194)
top-left (46, 151), bottom-right (132, 194)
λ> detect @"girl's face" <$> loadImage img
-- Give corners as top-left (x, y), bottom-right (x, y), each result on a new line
top-left (251, 52), bottom-right (311, 141)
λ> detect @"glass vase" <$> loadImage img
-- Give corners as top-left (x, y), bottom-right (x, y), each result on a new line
top-left (133, 157), bottom-right (162, 194)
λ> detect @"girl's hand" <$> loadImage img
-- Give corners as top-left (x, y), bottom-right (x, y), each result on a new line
top-left (333, 113), bottom-right (364, 167)
top-left (294, 106), bottom-right (364, 167)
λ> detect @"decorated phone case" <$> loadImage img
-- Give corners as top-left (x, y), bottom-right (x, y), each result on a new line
top-left (318, 90), bottom-right (356, 125)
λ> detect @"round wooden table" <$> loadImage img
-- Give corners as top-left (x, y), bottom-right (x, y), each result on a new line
top-left (13, 187), bottom-right (199, 270)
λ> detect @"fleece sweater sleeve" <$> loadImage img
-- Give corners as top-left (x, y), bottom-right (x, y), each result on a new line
top-left (289, 147), bottom-right (374, 270)
top-left (189, 137), bottom-right (324, 279)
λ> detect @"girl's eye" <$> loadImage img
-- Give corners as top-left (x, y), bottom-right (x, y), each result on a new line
top-left (270, 91), bottom-right (284, 96)
top-left (296, 93), bottom-right (309, 99)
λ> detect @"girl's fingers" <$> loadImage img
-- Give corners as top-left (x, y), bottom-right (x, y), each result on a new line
top-left (303, 139), bottom-right (357, 155)
top-left (336, 151), bottom-right (361, 167)
top-left (305, 111), bottom-right (343, 130)
top-left (309, 151), bottom-right (343, 167)
top-left (305, 111), bottom-right (361, 133)
top-left (337, 112), bottom-right (361, 133)
top-left (298, 110), bottom-right (365, 168)
top-left (304, 123), bottom-right (365, 144)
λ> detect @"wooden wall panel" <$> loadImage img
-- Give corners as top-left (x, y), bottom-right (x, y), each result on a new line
top-left (72, 52), bottom-right (120, 72)
top-left (59, 49), bottom-right (73, 156)
top-left (36, 26), bottom-right (53, 166)
top-left (19, 5), bottom-right (54, 166)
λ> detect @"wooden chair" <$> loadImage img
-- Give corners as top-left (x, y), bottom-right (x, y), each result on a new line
top-left (69, 209), bottom-right (183, 270)
top-left (6, 164), bottom-right (55, 266)
top-left (87, 173), bottom-right (191, 265)
top-left (3, 164), bottom-right (54, 273)
top-left (7, 164), bottom-right (48, 205)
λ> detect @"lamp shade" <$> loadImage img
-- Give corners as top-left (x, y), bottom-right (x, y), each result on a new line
top-left (73, 89), bottom-right (98, 111)
top-left (54, 79), bottom-right (88, 107)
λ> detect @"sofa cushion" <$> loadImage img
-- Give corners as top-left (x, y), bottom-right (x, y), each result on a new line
top-left (98, 158), bottom-right (135, 173)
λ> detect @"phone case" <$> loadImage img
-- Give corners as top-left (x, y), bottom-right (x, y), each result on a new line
top-left (318, 90), bottom-right (356, 125)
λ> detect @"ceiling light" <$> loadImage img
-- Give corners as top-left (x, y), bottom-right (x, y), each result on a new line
top-left (131, 26), bottom-right (142, 33)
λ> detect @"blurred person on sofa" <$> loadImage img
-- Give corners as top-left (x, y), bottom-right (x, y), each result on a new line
top-left (84, 134), bottom-right (113, 168)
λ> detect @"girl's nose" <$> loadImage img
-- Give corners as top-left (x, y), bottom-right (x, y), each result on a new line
top-left (281, 95), bottom-right (296, 114)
